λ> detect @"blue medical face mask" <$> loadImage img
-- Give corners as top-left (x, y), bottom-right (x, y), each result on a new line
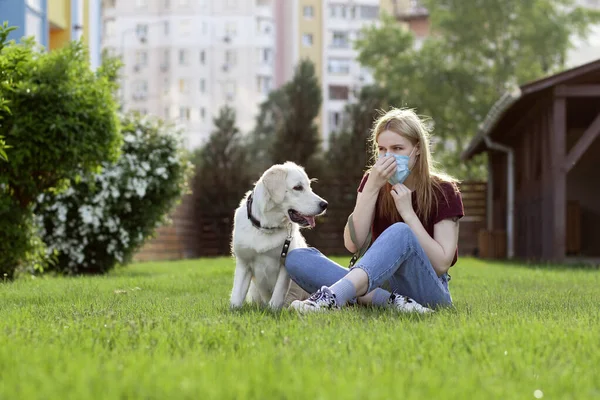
top-left (380, 148), bottom-right (416, 185)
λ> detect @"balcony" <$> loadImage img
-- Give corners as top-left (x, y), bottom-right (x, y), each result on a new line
top-left (395, 0), bottom-right (429, 21)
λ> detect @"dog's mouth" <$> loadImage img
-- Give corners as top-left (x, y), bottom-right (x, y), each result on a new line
top-left (288, 209), bottom-right (316, 228)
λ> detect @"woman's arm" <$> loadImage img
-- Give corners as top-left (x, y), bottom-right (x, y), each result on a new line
top-left (402, 213), bottom-right (459, 275)
top-left (344, 157), bottom-right (397, 253)
top-left (391, 182), bottom-right (461, 275)
top-left (343, 186), bottom-right (379, 253)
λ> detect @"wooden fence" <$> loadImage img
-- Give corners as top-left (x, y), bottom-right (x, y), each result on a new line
top-left (134, 180), bottom-right (487, 261)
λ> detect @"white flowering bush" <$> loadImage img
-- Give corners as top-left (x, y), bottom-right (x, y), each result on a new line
top-left (35, 113), bottom-right (193, 275)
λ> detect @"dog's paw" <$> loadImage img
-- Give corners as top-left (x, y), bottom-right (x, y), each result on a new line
top-left (268, 300), bottom-right (284, 310)
top-left (230, 301), bottom-right (243, 310)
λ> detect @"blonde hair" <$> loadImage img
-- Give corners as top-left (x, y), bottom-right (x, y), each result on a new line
top-left (367, 107), bottom-right (458, 224)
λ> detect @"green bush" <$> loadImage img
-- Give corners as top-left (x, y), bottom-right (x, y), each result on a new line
top-left (0, 23), bottom-right (121, 277)
top-left (0, 27), bottom-right (121, 208)
top-left (36, 114), bottom-right (193, 274)
top-left (0, 195), bottom-right (46, 278)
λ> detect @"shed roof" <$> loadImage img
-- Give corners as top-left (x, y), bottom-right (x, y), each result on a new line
top-left (462, 58), bottom-right (600, 161)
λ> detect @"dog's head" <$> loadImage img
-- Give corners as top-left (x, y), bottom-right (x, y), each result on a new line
top-left (257, 161), bottom-right (328, 228)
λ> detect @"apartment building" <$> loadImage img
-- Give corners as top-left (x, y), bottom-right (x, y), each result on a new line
top-left (275, 0), bottom-right (390, 145)
top-left (102, 0), bottom-right (276, 150)
top-left (0, 0), bottom-right (102, 68)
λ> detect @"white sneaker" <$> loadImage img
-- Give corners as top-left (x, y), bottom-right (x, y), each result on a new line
top-left (290, 286), bottom-right (340, 313)
top-left (388, 293), bottom-right (434, 314)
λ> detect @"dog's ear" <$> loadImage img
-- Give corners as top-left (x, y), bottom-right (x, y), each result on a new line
top-left (262, 166), bottom-right (287, 204)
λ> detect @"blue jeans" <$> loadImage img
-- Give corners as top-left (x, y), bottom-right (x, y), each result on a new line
top-left (285, 222), bottom-right (453, 308)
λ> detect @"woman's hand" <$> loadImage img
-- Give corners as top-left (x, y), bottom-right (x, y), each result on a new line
top-left (364, 156), bottom-right (396, 193)
top-left (391, 183), bottom-right (415, 219)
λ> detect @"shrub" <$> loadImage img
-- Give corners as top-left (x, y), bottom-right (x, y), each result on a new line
top-left (0, 23), bottom-right (122, 277)
top-left (0, 194), bottom-right (47, 278)
top-left (0, 28), bottom-right (121, 208)
top-left (35, 113), bottom-right (193, 274)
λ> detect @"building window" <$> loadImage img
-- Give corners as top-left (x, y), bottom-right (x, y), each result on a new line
top-left (302, 33), bottom-right (313, 47)
top-left (329, 85), bottom-right (350, 100)
top-left (258, 48), bottom-right (272, 65)
top-left (224, 81), bottom-right (236, 101)
top-left (136, 0), bottom-right (148, 7)
top-left (179, 107), bottom-right (190, 121)
top-left (225, 50), bottom-right (236, 67)
top-left (303, 6), bottom-right (314, 18)
top-left (199, 79), bottom-right (206, 93)
top-left (26, 0), bottom-right (43, 11)
top-left (256, 19), bottom-right (272, 35)
top-left (257, 75), bottom-right (272, 94)
top-left (331, 31), bottom-right (349, 48)
top-left (163, 0), bottom-right (170, 9)
top-left (136, 23), bottom-right (148, 39)
top-left (164, 21), bottom-right (170, 35)
top-left (135, 50), bottom-right (148, 67)
top-left (200, 107), bottom-right (206, 120)
top-left (226, 0), bottom-right (237, 8)
top-left (349, 6), bottom-right (356, 19)
top-left (179, 49), bottom-right (188, 65)
top-left (179, 79), bottom-right (190, 93)
top-left (359, 5), bottom-right (379, 19)
top-left (329, 4), bottom-right (348, 18)
top-left (179, 19), bottom-right (191, 36)
top-left (164, 107), bottom-right (170, 118)
top-left (163, 77), bottom-right (170, 94)
top-left (103, 19), bottom-right (115, 38)
top-left (225, 22), bottom-right (237, 37)
top-left (25, 10), bottom-right (43, 45)
top-left (133, 80), bottom-right (148, 99)
top-left (200, 50), bottom-right (206, 64)
top-left (328, 58), bottom-right (351, 74)
top-left (329, 111), bottom-right (341, 130)
top-left (179, 0), bottom-right (190, 5)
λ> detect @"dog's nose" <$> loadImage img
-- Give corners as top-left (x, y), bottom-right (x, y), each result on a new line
top-left (319, 201), bottom-right (328, 211)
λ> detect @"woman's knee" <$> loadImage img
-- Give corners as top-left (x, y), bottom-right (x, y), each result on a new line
top-left (384, 222), bottom-right (415, 240)
top-left (388, 222), bottom-right (411, 234)
top-left (284, 247), bottom-right (317, 274)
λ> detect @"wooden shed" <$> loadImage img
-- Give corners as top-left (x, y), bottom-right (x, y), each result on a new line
top-left (462, 59), bottom-right (600, 263)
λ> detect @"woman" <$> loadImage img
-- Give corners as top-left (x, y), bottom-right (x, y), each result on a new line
top-left (285, 108), bottom-right (464, 313)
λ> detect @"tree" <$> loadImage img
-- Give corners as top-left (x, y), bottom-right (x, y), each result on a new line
top-left (245, 88), bottom-right (289, 179)
top-left (194, 105), bottom-right (252, 217)
top-left (327, 84), bottom-right (394, 183)
top-left (269, 59), bottom-right (323, 176)
top-left (355, 2), bottom-right (600, 179)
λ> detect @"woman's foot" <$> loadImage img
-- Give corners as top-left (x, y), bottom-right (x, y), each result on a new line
top-left (290, 286), bottom-right (340, 313)
top-left (388, 293), bottom-right (434, 314)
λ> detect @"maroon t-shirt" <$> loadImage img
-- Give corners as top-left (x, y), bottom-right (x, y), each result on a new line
top-left (357, 173), bottom-right (465, 267)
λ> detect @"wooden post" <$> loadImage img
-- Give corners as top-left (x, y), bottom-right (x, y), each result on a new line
top-left (565, 112), bottom-right (600, 171)
top-left (552, 96), bottom-right (567, 262)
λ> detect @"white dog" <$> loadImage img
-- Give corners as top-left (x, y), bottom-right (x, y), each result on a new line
top-left (230, 162), bottom-right (328, 309)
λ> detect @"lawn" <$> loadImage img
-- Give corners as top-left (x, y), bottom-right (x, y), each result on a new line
top-left (0, 256), bottom-right (598, 400)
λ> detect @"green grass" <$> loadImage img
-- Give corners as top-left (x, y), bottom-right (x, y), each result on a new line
top-left (1, 257), bottom-right (599, 399)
